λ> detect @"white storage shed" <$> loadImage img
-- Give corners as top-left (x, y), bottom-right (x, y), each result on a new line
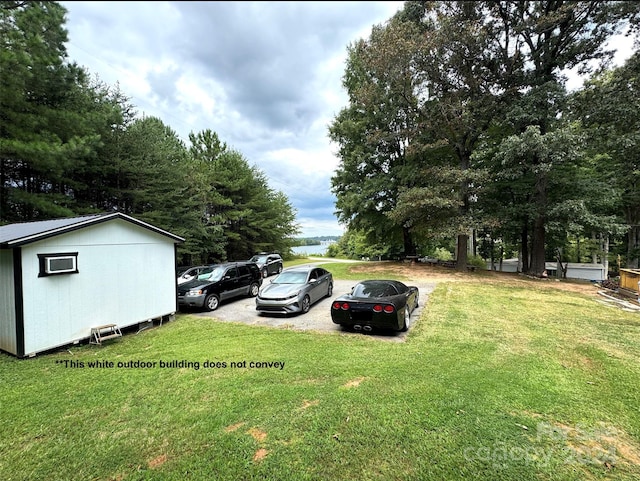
top-left (544, 262), bottom-right (607, 282)
top-left (0, 213), bottom-right (184, 357)
top-left (486, 259), bottom-right (606, 281)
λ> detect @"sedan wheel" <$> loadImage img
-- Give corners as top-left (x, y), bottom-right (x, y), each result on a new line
top-left (301, 295), bottom-right (311, 314)
top-left (205, 294), bottom-right (220, 311)
top-left (327, 282), bottom-right (333, 297)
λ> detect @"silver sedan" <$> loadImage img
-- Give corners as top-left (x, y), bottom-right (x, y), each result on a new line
top-left (256, 266), bottom-right (333, 315)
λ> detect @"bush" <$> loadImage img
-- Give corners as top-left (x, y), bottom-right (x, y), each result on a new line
top-left (326, 243), bottom-right (341, 258)
top-left (467, 255), bottom-right (487, 269)
top-left (432, 247), bottom-right (453, 261)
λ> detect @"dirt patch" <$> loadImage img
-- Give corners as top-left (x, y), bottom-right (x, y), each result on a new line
top-left (224, 422), bottom-right (246, 433)
top-left (343, 377), bottom-right (366, 388)
top-left (248, 428), bottom-right (269, 463)
top-left (516, 414), bottom-right (640, 467)
top-left (553, 421), bottom-right (640, 467)
top-left (148, 454), bottom-right (168, 469)
top-left (247, 427), bottom-right (267, 443)
top-left (253, 448), bottom-right (269, 462)
top-left (299, 399), bottom-right (320, 410)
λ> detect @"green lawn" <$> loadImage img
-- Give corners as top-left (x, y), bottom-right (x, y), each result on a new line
top-left (1, 265), bottom-right (639, 480)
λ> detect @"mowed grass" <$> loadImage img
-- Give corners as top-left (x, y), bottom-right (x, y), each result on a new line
top-left (1, 265), bottom-right (639, 481)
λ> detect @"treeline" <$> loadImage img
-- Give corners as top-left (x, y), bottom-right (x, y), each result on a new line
top-left (0, 1), bottom-right (299, 265)
top-left (329, 1), bottom-right (640, 274)
top-left (294, 236), bottom-right (340, 246)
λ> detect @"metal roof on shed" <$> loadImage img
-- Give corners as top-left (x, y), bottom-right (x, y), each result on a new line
top-left (0, 212), bottom-right (184, 247)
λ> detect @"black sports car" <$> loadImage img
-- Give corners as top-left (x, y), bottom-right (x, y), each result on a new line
top-left (331, 280), bottom-right (419, 332)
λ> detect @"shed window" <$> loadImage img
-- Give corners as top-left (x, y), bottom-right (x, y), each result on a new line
top-left (38, 252), bottom-right (79, 277)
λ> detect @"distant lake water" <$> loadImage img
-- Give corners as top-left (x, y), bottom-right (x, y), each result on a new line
top-left (291, 242), bottom-right (334, 256)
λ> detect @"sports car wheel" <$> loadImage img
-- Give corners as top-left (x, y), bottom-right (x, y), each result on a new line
top-left (205, 294), bottom-right (220, 311)
top-left (401, 307), bottom-right (410, 332)
top-left (301, 295), bottom-right (311, 314)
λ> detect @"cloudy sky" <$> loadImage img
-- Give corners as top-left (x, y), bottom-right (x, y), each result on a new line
top-left (60, 1), bottom-right (405, 238)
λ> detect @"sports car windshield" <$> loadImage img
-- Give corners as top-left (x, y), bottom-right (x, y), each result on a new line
top-left (352, 282), bottom-right (398, 298)
top-left (272, 271), bottom-right (308, 284)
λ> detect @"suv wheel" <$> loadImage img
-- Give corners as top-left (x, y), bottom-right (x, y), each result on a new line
top-left (262, 268), bottom-right (268, 278)
top-left (205, 294), bottom-right (220, 311)
top-left (249, 282), bottom-right (260, 297)
top-left (277, 265), bottom-right (283, 274)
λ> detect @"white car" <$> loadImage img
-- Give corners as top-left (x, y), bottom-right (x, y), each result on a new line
top-left (176, 265), bottom-right (215, 285)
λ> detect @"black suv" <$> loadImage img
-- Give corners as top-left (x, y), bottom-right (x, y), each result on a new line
top-left (177, 262), bottom-right (262, 311)
top-left (249, 253), bottom-right (283, 278)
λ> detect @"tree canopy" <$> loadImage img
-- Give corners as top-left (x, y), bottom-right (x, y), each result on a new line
top-left (329, 0), bottom-right (640, 274)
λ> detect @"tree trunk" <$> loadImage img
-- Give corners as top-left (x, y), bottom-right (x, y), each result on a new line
top-left (456, 234), bottom-right (468, 271)
top-left (490, 237), bottom-right (495, 270)
top-left (520, 221), bottom-right (529, 273)
top-left (602, 234), bottom-right (609, 275)
top-left (455, 147), bottom-right (471, 272)
top-left (624, 202), bottom-right (640, 268)
top-left (628, 225), bottom-right (640, 269)
top-left (530, 172), bottom-right (548, 277)
top-left (402, 226), bottom-right (416, 257)
top-left (472, 229), bottom-right (477, 256)
top-left (530, 214), bottom-right (547, 277)
top-left (0, 159), bottom-right (5, 222)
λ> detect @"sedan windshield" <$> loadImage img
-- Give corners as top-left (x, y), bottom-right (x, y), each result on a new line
top-left (272, 271), bottom-right (308, 284)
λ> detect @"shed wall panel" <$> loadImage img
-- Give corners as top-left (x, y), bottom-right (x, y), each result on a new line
top-left (620, 269), bottom-right (640, 293)
top-left (19, 219), bottom-right (177, 355)
top-left (487, 260), bottom-right (606, 280)
top-left (565, 266), bottom-right (606, 282)
top-left (0, 250), bottom-right (17, 354)
top-left (487, 261), bottom-right (519, 273)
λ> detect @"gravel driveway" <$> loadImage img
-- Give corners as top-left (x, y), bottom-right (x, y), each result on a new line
top-left (187, 275), bottom-right (436, 342)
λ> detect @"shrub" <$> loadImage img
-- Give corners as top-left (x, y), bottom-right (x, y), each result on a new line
top-left (467, 254), bottom-right (487, 269)
top-left (432, 247), bottom-right (453, 261)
